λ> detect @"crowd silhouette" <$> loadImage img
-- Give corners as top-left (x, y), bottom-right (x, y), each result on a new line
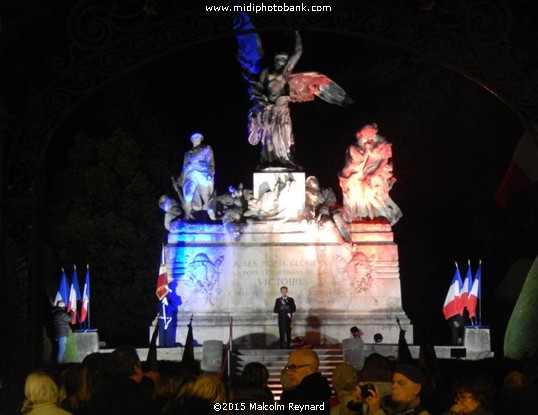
top-left (14, 344), bottom-right (537, 415)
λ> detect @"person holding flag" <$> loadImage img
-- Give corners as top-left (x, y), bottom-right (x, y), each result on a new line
top-left (50, 300), bottom-right (73, 364)
top-left (156, 247), bottom-right (181, 347)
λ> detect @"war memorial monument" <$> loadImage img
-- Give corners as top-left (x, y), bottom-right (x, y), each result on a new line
top-left (157, 13), bottom-right (412, 348)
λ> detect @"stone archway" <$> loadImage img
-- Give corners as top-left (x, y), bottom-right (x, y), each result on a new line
top-left (2, 0), bottom-right (537, 383)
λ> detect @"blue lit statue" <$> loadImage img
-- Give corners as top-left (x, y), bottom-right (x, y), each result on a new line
top-left (172, 132), bottom-right (215, 220)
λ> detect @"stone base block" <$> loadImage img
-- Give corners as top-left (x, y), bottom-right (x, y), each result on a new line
top-left (464, 326), bottom-right (491, 352)
top-left (74, 331), bottom-right (99, 361)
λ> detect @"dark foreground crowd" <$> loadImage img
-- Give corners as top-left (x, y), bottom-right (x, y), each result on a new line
top-left (16, 345), bottom-right (537, 415)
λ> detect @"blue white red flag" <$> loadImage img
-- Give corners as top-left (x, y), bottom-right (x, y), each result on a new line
top-left (80, 265), bottom-right (90, 324)
top-left (156, 247), bottom-right (169, 301)
top-left (460, 262), bottom-right (473, 314)
top-left (468, 262), bottom-right (482, 319)
top-left (443, 263), bottom-right (463, 320)
top-left (54, 269), bottom-right (69, 305)
top-left (68, 265), bottom-right (81, 324)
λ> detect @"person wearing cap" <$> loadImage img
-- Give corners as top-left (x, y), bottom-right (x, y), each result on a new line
top-left (358, 363), bottom-right (429, 415)
top-left (173, 131), bottom-right (215, 220)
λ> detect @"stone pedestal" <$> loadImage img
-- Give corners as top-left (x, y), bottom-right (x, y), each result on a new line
top-left (464, 326), bottom-right (491, 352)
top-left (162, 219), bottom-right (412, 347)
top-left (74, 331), bottom-right (99, 361)
top-left (342, 338), bottom-right (365, 371)
top-left (203, 340), bottom-right (223, 372)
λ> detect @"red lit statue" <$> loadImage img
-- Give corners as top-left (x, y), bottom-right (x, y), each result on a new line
top-left (338, 124), bottom-right (402, 225)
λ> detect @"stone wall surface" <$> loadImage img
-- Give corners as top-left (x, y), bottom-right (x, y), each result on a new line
top-left (163, 218), bottom-right (412, 346)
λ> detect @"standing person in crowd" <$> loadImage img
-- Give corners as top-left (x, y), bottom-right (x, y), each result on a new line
top-left (344, 326), bottom-right (365, 371)
top-left (79, 346), bottom-right (153, 415)
top-left (60, 364), bottom-right (91, 414)
top-left (273, 286), bottom-right (296, 349)
top-left (443, 376), bottom-right (493, 415)
top-left (21, 371), bottom-right (72, 415)
top-left (347, 353), bottom-right (393, 414)
top-left (51, 301), bottom-right (74, 364)
top-left (233, 362), bottom-right (274, 414)
top-left (331, 364), bottom-right (358, 415)
top-left (182, 373), bottom-right (227, 414)
top-left (353, 363), bottom-right (429, 415)
top-left (280, 348), bottom-right (331, 414)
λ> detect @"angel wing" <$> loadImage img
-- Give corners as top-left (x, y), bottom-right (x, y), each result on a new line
top-left (234, 12), bottom-right (266, 105)
top-left (289, 72), bottom-right (354, 106)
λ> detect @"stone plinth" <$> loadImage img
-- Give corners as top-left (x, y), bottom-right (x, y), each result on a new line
top-left (162, 216), bottom-right (412, 347)
top-left (464, 326), bottom-right (491, 352)
top-left (342, 338), bottom-right (365, 370)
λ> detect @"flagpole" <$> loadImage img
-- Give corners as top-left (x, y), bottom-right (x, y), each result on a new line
top-left (87, 263), bottom-right (91, 330)
top-left (228, 317), bottom-right (233, 382)
top-left (478, 259), bottom-right (482, 326)
top-left (74, 264), bottom-right (79, 328)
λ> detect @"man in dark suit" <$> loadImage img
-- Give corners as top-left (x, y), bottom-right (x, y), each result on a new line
top-left (274, 286), bottom-right (296, 348)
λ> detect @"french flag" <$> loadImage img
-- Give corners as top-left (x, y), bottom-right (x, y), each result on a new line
top-left (468, 262), bottom-right (482, 319)
top-left (443, 263), bottom-right (463, 320)
top-left (156, 247), bottom-right (169, 301)
top-left (460, 263), bottom-right (473, 314)
top-left (80, 265), bottom-right (90, 324)
top-left (67, 265), bottom-right (81, 324)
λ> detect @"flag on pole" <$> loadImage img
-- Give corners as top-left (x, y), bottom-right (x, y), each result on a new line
top-left (182, 315), bottom-right (195, 364)
top-left (156, 247), bottom-right (169, 301)
top-left (80, 265), bottom-right (90, 324)
top-left (468, 262), bottom-right (482, 319)
top-left (496, 124), bottom-right (538, 207)
top-left (443, 263), bottom-right (463, 320)
top-left (68, 265), bottom-right (81, 324)
top-left (460, 262), bottom-right (473, 314)
top-left (54, 269), bottom-right (69, 305)
top-left (397, 319), bottom-right (413, 364)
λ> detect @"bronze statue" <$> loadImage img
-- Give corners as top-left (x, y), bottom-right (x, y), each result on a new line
top-left (235, 12), bottom-right (353, 171)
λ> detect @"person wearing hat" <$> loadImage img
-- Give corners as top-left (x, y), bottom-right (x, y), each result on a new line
top-left (358, 363), bottom-right (429, 415)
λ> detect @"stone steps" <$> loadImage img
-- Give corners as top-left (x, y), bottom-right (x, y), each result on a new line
top-left (232, 348), bottom-right (344, 400)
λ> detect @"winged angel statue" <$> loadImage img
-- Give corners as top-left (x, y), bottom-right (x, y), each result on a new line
top-left (234, 13), bottom-right (353, 171)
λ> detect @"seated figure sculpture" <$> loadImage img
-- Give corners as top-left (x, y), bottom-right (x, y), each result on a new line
top-left (338, 124), bottom-right (402, 225)
top-left (172, 132), bottom-right (215, 220)
top-left (303, 176), bottom-right (337, 226)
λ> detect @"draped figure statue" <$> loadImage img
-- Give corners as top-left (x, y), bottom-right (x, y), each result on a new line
top-left (339, 124), bottom-right (402, 225)
top-left (172, 132), bottom-right (215, 220)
